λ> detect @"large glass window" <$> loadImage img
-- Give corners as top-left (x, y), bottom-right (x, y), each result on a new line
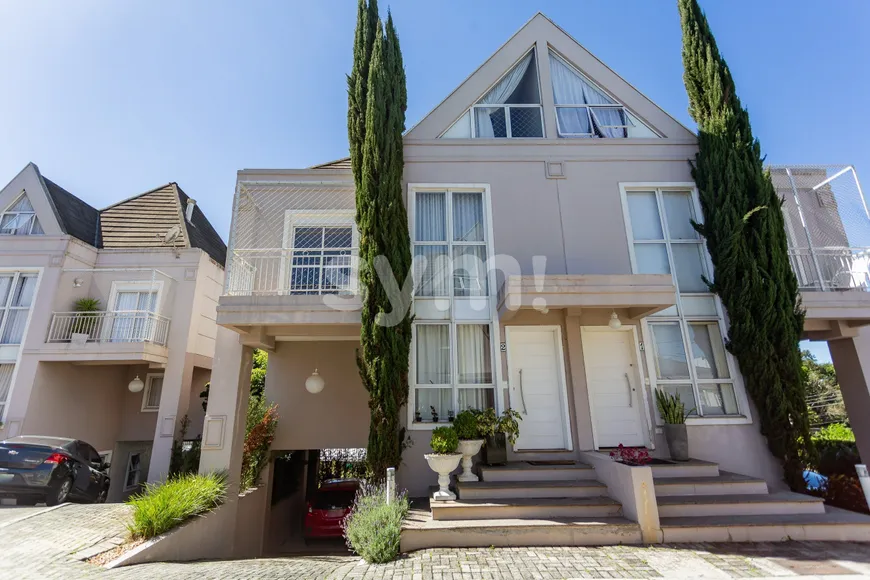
top-left (626, 188), bottom-right (739, 417)
top-left (0, 273), bottom-right (37, 345)
top-left (288, 225), bottom-right (354, 295)
top-left (0, 364), bottom-right (13, 422)
top-left (413, 323), bottom-right (494, 423)
top-left (0, 194), bottom-right (43, 236)
top-left (413, 190), bottom-right (488, 298)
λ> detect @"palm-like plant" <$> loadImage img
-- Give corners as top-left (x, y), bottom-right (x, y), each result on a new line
top-left (655, 389), bottom-right (693, 424)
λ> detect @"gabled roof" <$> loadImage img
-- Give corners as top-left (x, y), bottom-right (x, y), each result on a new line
top-left (41, 177), bottom-right (100, 246)
top-left (100, 183), bottom-right (227, 265)
top-left (405, 12), bottom-right (695, 141)
top-left (310, 157), bottom-right (352, 170)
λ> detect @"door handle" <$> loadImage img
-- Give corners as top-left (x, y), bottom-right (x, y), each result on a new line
top-left (518, 369), bottom-right (528, 415)
top-left (625, 373), bottom-right (633, 408)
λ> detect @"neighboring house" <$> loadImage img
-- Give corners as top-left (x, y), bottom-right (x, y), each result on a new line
top-left (0, 162), bottom-right (226, 502)
top-left (199, 13), bottom-right (870, 552)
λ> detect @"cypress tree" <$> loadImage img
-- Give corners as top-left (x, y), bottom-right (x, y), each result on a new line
top-left (677, 0), bottom-right (811, 489)
top-left (348, 0), bottom-right (379, 192)
top-left (354, 10), bottom-right (412, 480)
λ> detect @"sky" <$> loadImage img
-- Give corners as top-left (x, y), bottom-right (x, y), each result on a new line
top-left (1, 0), bottom-right (868, 361)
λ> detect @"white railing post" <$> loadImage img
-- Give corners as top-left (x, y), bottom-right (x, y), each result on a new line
top-left (786, 168), bottom-right (827, 290)
top-left (385, 467), bottom-right (395, 505)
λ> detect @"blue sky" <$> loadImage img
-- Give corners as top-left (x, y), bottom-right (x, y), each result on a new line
top-left (2, 0), bottom-right (867, 361)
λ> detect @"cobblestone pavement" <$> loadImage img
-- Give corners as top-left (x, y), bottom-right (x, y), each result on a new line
top-left (3, 504), bottom-right (870, 579)
top-left (0, 504), bottom-right (48, 527)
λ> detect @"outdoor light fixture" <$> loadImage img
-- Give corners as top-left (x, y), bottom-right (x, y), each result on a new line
top-left (305, 369), bottom-right (325, 394)
top-left (73, 277), bottom-right (84, 287)
top-left (608, 311), bottom-right (622, 330)
top-left (128, 375), bottom-right (145, 393)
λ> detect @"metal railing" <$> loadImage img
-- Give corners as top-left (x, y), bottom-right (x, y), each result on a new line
top-left (226, 248), bottom-right (358, 296)
top-left (788, 247), bottom-right (870, 291)
top-left (46, 311), bottom-right (171, 346)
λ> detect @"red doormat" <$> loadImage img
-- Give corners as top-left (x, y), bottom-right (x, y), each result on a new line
top-left (526, 460), bottom-right (577, 466)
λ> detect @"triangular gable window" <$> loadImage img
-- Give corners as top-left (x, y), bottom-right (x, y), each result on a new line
top-left (1, 193), bottom-right (44, 235)
top-left (442, 49), bottom-right (544, 139)
top-left (549, 51), bottom-right (658, 139)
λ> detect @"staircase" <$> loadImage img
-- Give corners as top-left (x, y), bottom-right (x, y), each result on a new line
top-left (652, 460), bottom-right (870, 542)
top-left (400, 461), bottom-right (643, 551)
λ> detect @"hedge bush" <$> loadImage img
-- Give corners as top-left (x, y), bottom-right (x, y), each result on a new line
top-left (810, 423), bottom-right (860, 478)
top-left (430, 426), bottom-right (458, 454)
top-left (452, 410), bottom-right (482, 440)
top-left (342, 482), bottom-right (410, 563)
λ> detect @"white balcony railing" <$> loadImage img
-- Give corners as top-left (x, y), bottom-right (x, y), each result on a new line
top-left (46, 311), bottom-right (171, 346)
top-left (788, 247), bottom-right (870, 291)
top-left (226, 249), bottom-right (358, 297)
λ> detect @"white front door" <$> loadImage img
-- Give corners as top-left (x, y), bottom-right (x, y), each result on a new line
top-left (507, 327), bottom-right (570, 451)
top-left (582, 327), bottom-right (647, 448)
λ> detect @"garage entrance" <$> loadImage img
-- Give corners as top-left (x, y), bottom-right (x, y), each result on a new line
top-left (265, 448), bottom-right (366, 555)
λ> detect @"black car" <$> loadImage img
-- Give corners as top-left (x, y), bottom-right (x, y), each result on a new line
top-left (0, 436), bottom-right (110, 506)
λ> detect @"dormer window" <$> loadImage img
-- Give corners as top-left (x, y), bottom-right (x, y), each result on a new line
top-left (0, 194), bottom-right (43, 235)
top-left (442, 50), bottom-right (544, 139)
top-left (549, 51), bottom-right (658, 139)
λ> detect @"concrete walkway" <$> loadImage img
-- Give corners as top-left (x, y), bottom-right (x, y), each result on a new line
top-left (2, 504), bottom-right (870, 579)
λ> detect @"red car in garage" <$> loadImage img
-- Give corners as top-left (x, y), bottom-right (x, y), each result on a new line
top-left (304, 479), bottom-right (360, 538)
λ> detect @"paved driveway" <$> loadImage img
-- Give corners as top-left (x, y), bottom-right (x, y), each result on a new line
top-left (3, 504), bottom-right (870, 579)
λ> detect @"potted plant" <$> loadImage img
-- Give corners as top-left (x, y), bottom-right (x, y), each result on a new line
top-left (655, 389), bottom-right (693, 461)
top-left (424, 426), bottom-right (461, 501)
top-left (71, 297), bottom-right (101, 344)
top-left (430, 405), bottom-right (439, 424)
top-left (453, 409), bottom-right (485, 482)
top-left (414, 408), bottom-right (422, 423)
top-left (479, 408), bottom-right (522, 466)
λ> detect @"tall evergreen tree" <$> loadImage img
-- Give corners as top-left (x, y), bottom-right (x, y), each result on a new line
top-left (677, 0), bottom-right (811, 489)
top-left (353, 9), bottom-right (412, 480)
top-left (348, 0), bottom-right (379, 192)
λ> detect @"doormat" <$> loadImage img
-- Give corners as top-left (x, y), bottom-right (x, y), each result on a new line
top-left (527, 460), bottom-right (576, 466)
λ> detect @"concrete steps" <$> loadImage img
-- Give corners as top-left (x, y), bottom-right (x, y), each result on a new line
top-left (660, 506), bottom-right (870, 542)
top-left (478, 462), bottom-right (597, 482)
top-left (456, 479), bottom-right (608, 500)
top-left (653, 471), bottom-right (769, 497)
top-left (649, 459), bottom-right (720, 479)
top-left (657, 492), bottom-right (826, 518)
top-left (431, 496), bottom-right (622, 521)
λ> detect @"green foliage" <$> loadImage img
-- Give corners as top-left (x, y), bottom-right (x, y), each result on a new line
top-left (655, 389), bottom-right (692, 424)
top-left (126, 472), bottom-right (227, 540)
top-left (342, 482), bottom-right (409, 564)
top-left (802, 350), bottom-right (846, 427)
top-left (352, 4), bottom-right (413, 481)
top-left (168, 415), bottom-right (201, 478)
top-left (810, 423), bottom-right (860, 477)
top-left (318, 448), bottom-right (368, 485)
top-left (430, 426), bottom-right (459, 454)
top-left (240, 396), bottom-right (278, 491)
top-left (453, 409), bottom-right (483, 440)
top-left (478, 408), bottom-right (523, 445)
top-left (74, 297), bottom-right (101, 312)
top-left (677, 0), bottom-right (812, 490)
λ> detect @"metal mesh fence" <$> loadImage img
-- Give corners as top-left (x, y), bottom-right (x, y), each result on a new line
top-left (227, 180), bottom-right (358, 295)
top-left (770, 165), bottom-right (869, 290)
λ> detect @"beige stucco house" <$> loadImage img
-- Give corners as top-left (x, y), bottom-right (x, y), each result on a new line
top-left (198, 13), bottom-right (870, 553)
top-left (0, 162), bottom-right (226, 502)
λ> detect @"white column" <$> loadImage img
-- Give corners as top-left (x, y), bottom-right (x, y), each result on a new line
top-left (147, 354), bottom-right (194, 482)
top-left (827, 327), bottom-right (870, 463)
top-left (199, 326), bottom-right (253, 492)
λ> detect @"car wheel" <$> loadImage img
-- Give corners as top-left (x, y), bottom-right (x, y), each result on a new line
top-left (46, 477), bottom-right (73, 506)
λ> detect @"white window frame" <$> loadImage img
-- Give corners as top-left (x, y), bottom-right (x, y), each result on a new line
top-left (0, 272), bottom-right (39, 346)
top-left (124, 451), bottom-right (143, 491)
top-left (281, 210), bottom-right (359, 295)
top-left (0, 193), bottom-right (42, 236)
top-left (104, 280), bottom-right (165, 343)
top-left (141, 373), bottom-right (164, 412)
top-left (619, 183), bottom-right (752, 426)
top-left (407, 184), bottom-right (501, 430)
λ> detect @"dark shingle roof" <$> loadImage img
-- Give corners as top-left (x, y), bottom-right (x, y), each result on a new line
top-left (42, 177), bottom-right (101, 247)
top-left (176, 186), bottom-right (228, 266)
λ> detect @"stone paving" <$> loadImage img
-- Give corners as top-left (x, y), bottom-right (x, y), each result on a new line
top-left (2, 504), bottom-right (870, 579)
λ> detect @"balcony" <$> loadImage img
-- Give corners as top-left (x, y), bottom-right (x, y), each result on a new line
top-left (772, 164), bottom-right (870, 335)
top-left (47, 311), bottom-right (170, 346)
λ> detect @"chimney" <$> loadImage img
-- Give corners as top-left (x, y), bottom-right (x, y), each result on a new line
top-left (185, 198), bottom-right (196, 222)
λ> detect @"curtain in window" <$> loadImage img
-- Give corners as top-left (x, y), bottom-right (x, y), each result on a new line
top-left (146, 377), bottom-right (163, 408)
top-left (0, 364), bottom-right (13, 418)
top-left (1, 276), bottom-right (37, 344)
top-left (549, 52), bottom-right (626, 137)
top-left (475, 52), bottom-right (534, 138)
top-left (415, 193), bottom-right (446, 241)
top-left (416, 325), bottom-right (450, 385)
top-left (457, 325), bottom-right (492, 384)
top-left (590, 108), bottom-right (628, 138)
top-left (452, 193), bottom-right (484, 242)
top-left (458, 388), bottom-right (495, 412)
top-left (414, 246), bottom-right (449, 296)
top-left (453, 246), bottom-right (487, 297)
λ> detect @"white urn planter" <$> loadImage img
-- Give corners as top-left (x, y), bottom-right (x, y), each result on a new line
top-left (456, 439), bottom-right (484, 482)
top-left (424, 453), bottom-right (462, 501)
top-left (70, 332), bottom-right (89, 346)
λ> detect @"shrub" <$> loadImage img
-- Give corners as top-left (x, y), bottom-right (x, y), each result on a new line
top-left (430, 426), bottom-right (458, 454)
top-left (342, 482), bottom-right (409, 563)
top-left (452, 410), bottom-right (482, 440)
top-left (240, 396), bottom-right (278, 491)
top-left (655, 389), bottom-right (692, 424)
top-left (477, 408), bottom-right (523, 444)
top-left (810, 423), bottom-right (860, 477)
top-left (126, 472), bottom-right (227, 540)
top-left (816, 474), bottom-right (870, 515)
